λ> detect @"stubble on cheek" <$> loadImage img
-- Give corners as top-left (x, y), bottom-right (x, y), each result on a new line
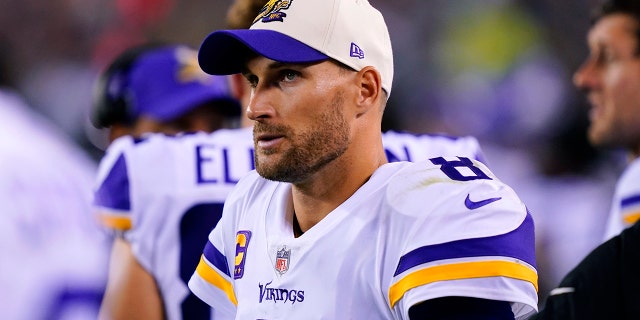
top-left (254, 92), bottom-right (350, 183)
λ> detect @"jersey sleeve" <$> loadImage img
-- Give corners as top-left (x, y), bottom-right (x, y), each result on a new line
top-left (385, 157), bottom-right (538, 319)
top-left (603, 158), bottom-right (640, 240)
top-left (92, 135), bottom-right (173, 273)
top-left (188, 171), bottom-right (262, 317)
top-left (93, 136), bottom-right (135, 232)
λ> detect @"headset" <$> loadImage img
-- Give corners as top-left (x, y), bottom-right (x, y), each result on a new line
top-left (90, 43), bottom-right (166, 129)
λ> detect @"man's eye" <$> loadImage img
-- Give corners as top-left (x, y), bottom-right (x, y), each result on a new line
top-left (281, 71), bottom-right (298, 82)
top-left (246, 75), bottom-right (258, 88)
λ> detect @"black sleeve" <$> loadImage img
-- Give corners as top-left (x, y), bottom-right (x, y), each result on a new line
top-left (408, 296), bottom-right (514, 320)
top-left (532, 221), bottom-right (640, 320)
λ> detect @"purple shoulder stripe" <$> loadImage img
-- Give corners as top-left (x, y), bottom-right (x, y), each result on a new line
top-left (203, 240), bottom-right (231, 277)
top-left (621, 194), bottom-right (640, 208)
top-left (93, 154), bottom-right (131, 211)
top-left (394, 213), bottom-right (535, 276)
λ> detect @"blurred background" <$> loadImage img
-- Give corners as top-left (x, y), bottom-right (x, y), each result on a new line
top-left (0, 0), bottom-right (627, 307)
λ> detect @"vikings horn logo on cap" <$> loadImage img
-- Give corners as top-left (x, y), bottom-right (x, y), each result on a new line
top-left (253, 0), bottom-right (293, 24)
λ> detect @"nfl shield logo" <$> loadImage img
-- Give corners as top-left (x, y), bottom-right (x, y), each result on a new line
top-left (275, 247), bottom-right (291, 275)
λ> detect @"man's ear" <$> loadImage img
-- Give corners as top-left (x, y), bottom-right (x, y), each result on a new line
top-left (355, 66), bottom-right (383, 116)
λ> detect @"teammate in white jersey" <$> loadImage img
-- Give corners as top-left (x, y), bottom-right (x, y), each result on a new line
top-left (188, 0), bottom-right (538, 318)
top-left (0, 86), bottom-right (109, 318)
top-left (570, 0), bottom-right (640, 240)
top-left (603, 157), bottom-right (640, 240)
top-left (92, 44), bottom-right (244, 319)
top-left (94, 128), bottom-right (254, 319)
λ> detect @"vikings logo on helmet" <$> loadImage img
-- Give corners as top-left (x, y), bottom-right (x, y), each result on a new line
top-left (253, 0), bottom-right (293, 24)
top-left (175, 47), bottom-right (212, 85)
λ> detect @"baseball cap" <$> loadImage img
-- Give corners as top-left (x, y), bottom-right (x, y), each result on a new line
top-left (128, 45), bottom-right (240, 121)
top-left (198, 0), bottom-right (394, 95)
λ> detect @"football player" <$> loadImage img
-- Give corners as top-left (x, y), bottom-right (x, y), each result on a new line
top-left (94, 2), bottom-right (492, 319)
top-left (188, 0), bottom-right (538, 318)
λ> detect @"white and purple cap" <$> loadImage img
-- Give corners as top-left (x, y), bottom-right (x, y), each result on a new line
top-left (128, 45), bottom-right (240, 121)
top-left (198, 0), bottom-right (394, 95)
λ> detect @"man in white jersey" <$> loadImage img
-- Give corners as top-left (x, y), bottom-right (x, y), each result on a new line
top-left (0, 43), bottom-right (109, 319)
top-left (571, 0), bottom-right (640, 241)
top-left (188, 0), bottom-right (538, 319)
top-left (93, 44), bottom-right (246, 319)
top-left (92, 46), bottom-right (486, 320)
top-left (94, 2), bottom-right (486, 319)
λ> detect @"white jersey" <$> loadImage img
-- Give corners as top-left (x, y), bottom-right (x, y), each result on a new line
top-left (94, 127), bottom-right (485, 319)
top-left (0, 90), bottom-right (109, 320)
top-left (189, 158), bottom-right (538, 319)
top-left (93, 128), bottom-right (254, 320)
top-left (603, 157), bottom-right (640, 240)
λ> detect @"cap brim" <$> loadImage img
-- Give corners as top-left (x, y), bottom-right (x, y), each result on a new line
top-left (198, 29), bottom-right (329, 75)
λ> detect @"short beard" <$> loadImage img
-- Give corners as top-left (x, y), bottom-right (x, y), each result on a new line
top-left (254, 92), bottom-right (350, 183)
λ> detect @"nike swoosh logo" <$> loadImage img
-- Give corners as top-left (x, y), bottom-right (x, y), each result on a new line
top-left (465, 194), bottom-right (502, 209)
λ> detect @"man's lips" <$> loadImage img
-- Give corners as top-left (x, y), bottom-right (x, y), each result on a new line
top-left (586, 94), bottom-right (603, 121)
top-left (255, 133), bottom-right (285, 149)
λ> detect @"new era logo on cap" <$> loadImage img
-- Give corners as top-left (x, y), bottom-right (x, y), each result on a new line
top-left (350, 43), bottom-right (364, 59)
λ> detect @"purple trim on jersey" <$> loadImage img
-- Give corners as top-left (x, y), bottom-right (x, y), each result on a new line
top-left (621, 194), bottom-right (640, 208)
top-left (393, 213), bottom-right (535, 277)
top-left (93, 154), bottom-right (131, 211)
top-left (203, 240), bottom-right (231, 277)
top-left (385, 146), bottom-right (411, 163)
top-left (132, 137), bottom-right (147, 144)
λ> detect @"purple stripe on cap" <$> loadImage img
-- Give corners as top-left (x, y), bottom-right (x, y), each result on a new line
top-left (198, 29), bottom-right (329, 75)
top-left (203, 240), bottom-right (231, 277)
top-left (393, 213), bottom-right (536, 276)
top-left (93, 154), bottom-right (130, 211)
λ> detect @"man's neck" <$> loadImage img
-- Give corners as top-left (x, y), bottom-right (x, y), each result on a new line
top-left (290, 150), bottom-right (387, 234)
